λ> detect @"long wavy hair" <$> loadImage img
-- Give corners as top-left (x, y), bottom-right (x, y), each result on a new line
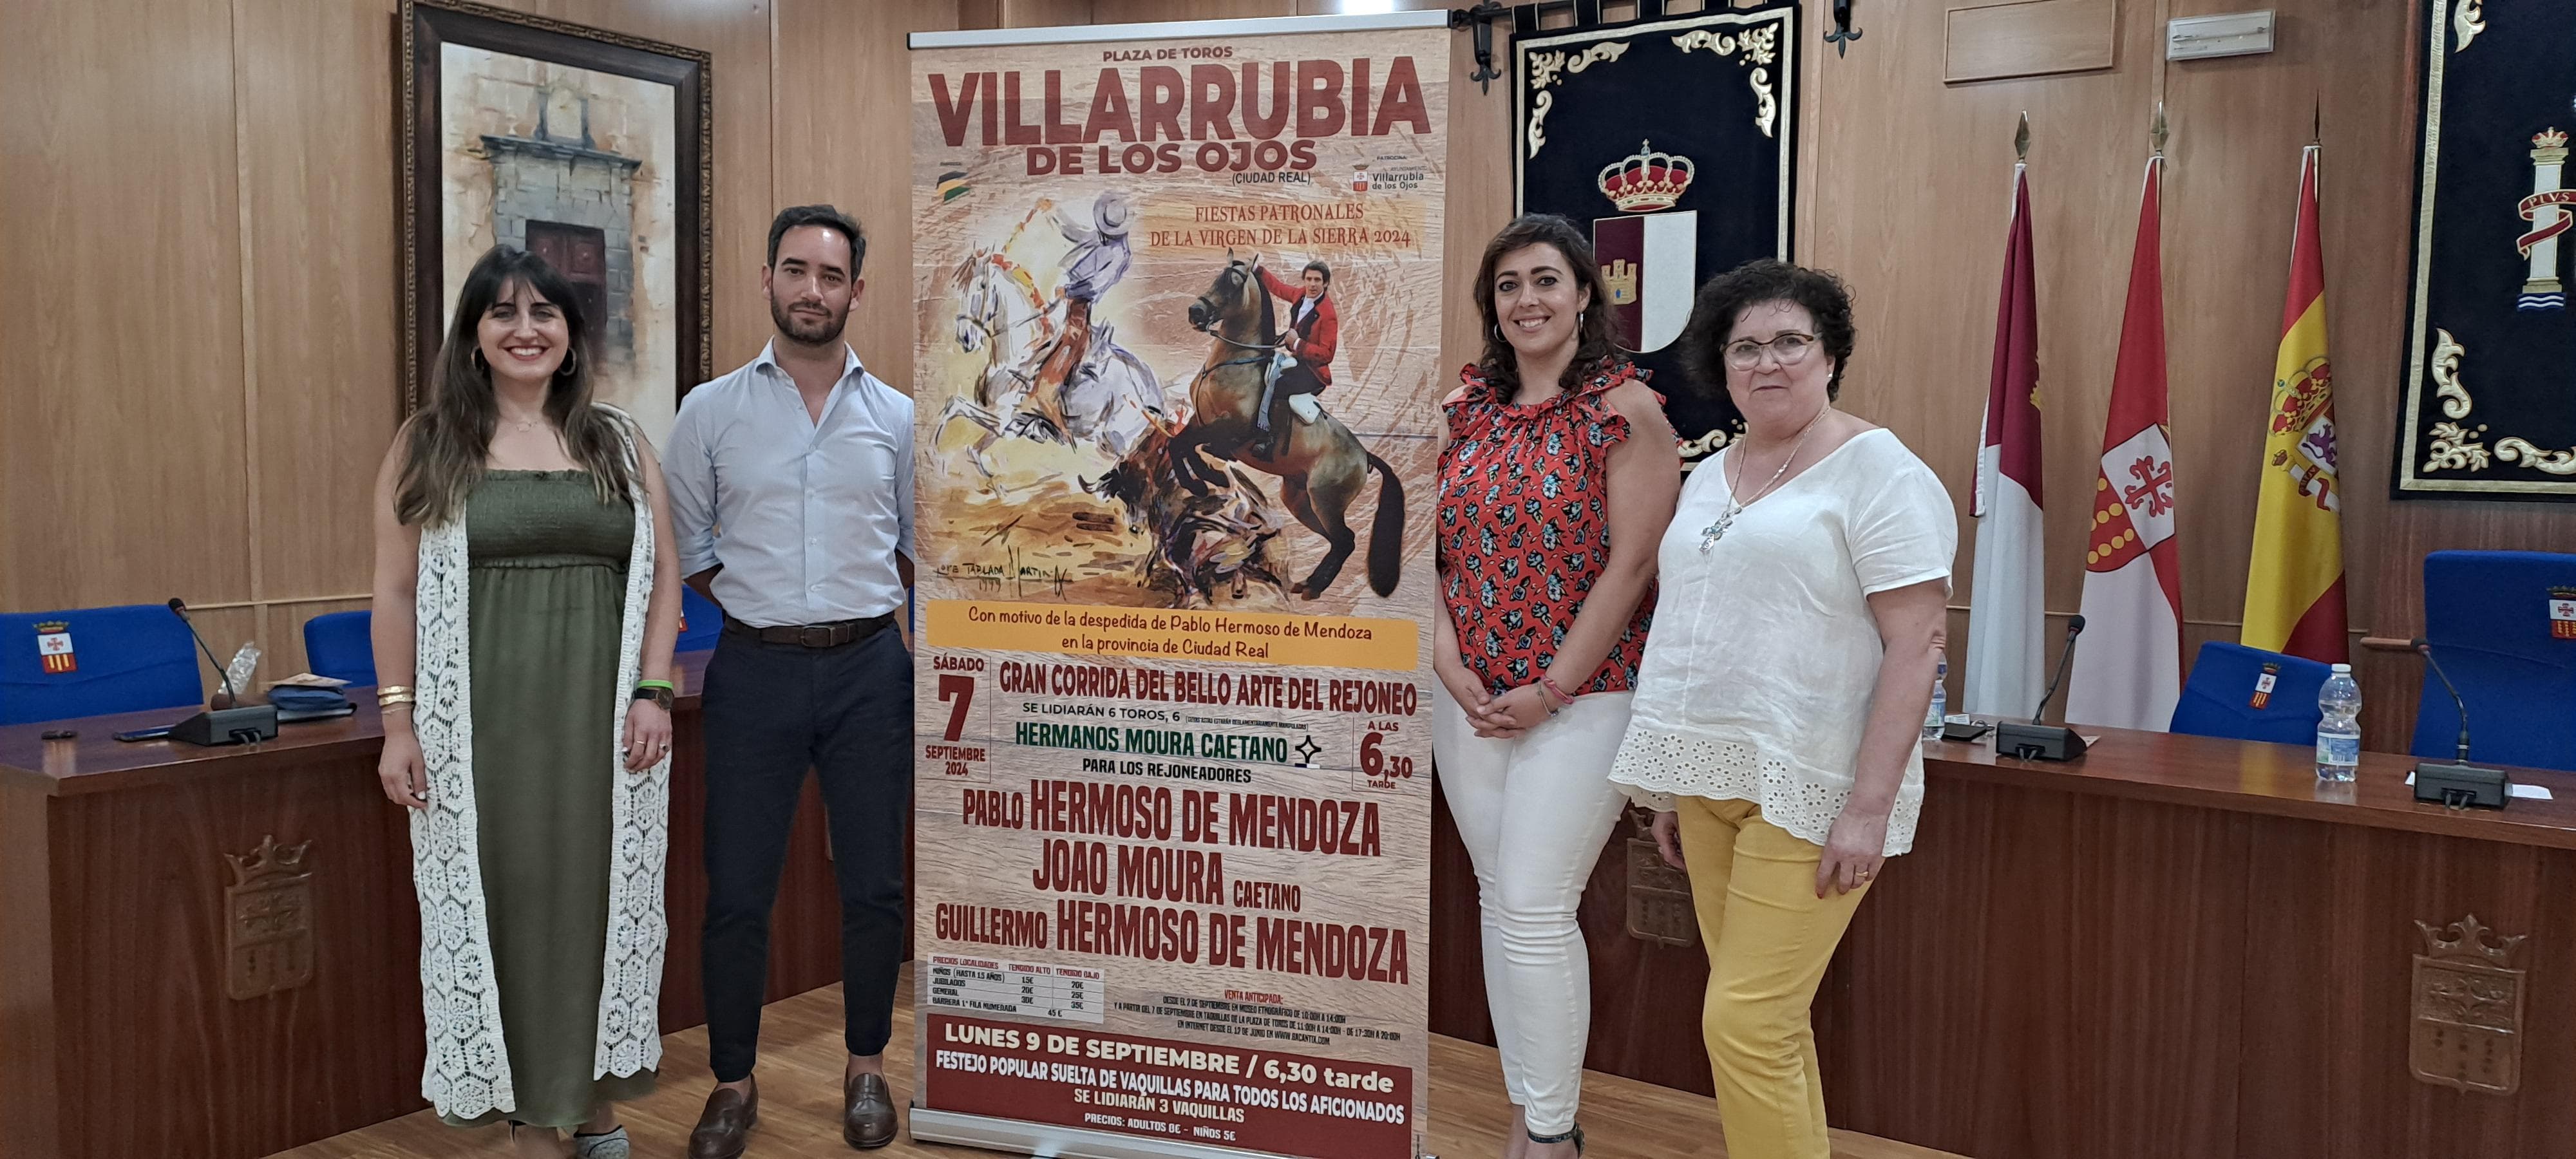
top-left (1472, 213), bottom-right (1622, 402)
top-left (395, 247), bottom-right (634, 527)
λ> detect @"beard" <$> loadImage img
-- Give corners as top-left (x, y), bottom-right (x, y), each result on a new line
top-left (770, 294), bottom-right (850, 346)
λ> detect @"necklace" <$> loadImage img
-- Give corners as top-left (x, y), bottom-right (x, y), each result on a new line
top-left (1700, 406), bottom-right (1828, 553)
top-left (500, 411), bottom-right (544, 434)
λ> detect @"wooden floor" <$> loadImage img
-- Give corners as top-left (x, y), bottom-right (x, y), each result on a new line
top-left (274, 968), bottom-right (1958, 1159)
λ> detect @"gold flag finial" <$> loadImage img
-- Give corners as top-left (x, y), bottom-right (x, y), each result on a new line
top-left (2014, 111), bottom-right (2030, 162)
top-left (2151, 101), bottom-right (2169, 156)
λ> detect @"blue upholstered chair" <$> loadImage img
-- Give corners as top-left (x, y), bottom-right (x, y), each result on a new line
top-left (677, 584), bottom-right (723, 654)
top-left (0, 603), bottom-right (204, 726)
top-left (2169, 641), bottom-right (2334, 745)
top-left (301, 610), bottom-right (377, 688)
top-left (2412, 551), bottom-right (2576, 772)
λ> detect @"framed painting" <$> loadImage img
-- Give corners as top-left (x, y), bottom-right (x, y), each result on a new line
top-left (398, 0), bottom-right (711, 445)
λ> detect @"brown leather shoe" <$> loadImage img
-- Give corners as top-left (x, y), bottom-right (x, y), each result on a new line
top-left (842, 1071), bottom-right (898, 1149)
top-left (688, 1077), bottom-right (758, 1159)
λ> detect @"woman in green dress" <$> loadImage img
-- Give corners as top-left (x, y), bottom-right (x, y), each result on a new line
top-left (370, 246), bottom-right (682, 1159)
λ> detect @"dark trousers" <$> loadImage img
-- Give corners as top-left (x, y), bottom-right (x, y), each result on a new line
top-left (699, 625), bottom-right (913, 1082)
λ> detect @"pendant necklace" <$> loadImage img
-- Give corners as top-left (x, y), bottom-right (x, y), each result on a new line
top-left (1700, 406), bottom-right (1828, 554)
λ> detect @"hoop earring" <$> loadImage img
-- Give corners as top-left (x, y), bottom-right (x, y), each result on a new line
top-left (556, 348), bottom-right (578, 377)
top-left (471, 349), bottom-right (489, 375)
top-left (1578, 309), bottom-right (1587, 329)
top-left (1490, 323), bottom-right (1504, 344)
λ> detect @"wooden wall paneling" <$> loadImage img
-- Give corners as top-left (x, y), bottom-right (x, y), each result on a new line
top-left (233, 0), bottom-right (402, 660)
top-left (2230, 818), bottom-right (2576, 1159)
top-left (50, 757), bottom-right (421, 1159)
top-left (2159, 0), bottom-right (2416, 695)
top-left (1441, 12), bottom-right (1513, 388)
top-left (0, 0), bottom-right (255, 620)
top-left (0, 786), bottom-right (61, 1159)
top-left (1087, 0), bottom-right (1287, 22)
top-left (1001, 0), bottom-right (1097, 26)
top-left (1815, 782), bottom-right (2251, 1159)
top-left (1943, 0), bottom-right (2117, 84)
top-left (1807, 0), bottom-right (2157, 697)
top-left (772, 0), bottom-right (961, 402)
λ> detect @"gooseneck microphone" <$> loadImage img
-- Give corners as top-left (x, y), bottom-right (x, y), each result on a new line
top-left (1996, 614), bottom-right (2089, 762)
top-left (2410, 637), bottom-right (2507, 809)
top-left (2412, 637), bottom-right (2472, 764)
top-left (169, 598), bottom-right (241, 708)
top-left (164, 598), bottom-right (278, 746)
top-left (2028, 614), bottom-right (2087, 724)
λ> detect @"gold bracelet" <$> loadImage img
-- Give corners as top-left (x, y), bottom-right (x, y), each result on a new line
top-left (375, 684), bottom-right (413, 697)
top-left (377, 691), bottom-right (417, 708)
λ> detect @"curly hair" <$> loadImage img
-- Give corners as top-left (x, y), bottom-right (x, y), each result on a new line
top-left (1472, 214), bottom-right (1623, 402)
top-left (1678, 259), bottom-right (1857, 400)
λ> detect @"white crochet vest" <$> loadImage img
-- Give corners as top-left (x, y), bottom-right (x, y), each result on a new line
top-left (408, 404), bottom-right (670, 1119)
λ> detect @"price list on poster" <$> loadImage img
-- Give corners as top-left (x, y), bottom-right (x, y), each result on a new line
top-left (926, 955), bottom-right (1106, 1024)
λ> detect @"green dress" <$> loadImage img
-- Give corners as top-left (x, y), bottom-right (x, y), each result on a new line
top-left (440, 470), bottom-right (658, 1129)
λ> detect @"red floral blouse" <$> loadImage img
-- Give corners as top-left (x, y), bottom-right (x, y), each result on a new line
top-left (1436, 361), bottom-right (1658, 698)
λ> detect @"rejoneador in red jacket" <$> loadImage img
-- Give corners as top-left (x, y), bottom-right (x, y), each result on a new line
top-left (1256, 259), bottom-right (1338, 458)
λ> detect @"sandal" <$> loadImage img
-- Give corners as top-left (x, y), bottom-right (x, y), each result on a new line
top-left (571, 1125), bottom-right (630, 1159)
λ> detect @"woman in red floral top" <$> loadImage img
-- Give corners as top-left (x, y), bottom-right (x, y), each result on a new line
top-left (1433, 214), bottom-right (1679, 1159)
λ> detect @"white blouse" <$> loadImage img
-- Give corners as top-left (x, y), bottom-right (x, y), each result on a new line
top-left (1607, 428), bottom-right (1956, 854)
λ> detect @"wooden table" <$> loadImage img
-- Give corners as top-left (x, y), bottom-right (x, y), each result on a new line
top-left (0, 651), bottom-right (853, 1159)
top-left (1430, 728), bottom-right (2576, 1159)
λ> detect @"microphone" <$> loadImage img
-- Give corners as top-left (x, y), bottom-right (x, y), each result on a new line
top-left (2409, 637), bottom-right (2508, 809)
top-left (164, 598), bottom-right (278, 747)
top-left (2029, 614), bottom-right (2087, 724)
top-left (1996, 614), bottom-right (2089, 761)
top-left (2412, 638), bottom-right (2472, 764)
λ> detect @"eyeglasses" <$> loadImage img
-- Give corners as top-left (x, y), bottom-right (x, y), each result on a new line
top-left (1722, 331), bottom-right (1819, 371)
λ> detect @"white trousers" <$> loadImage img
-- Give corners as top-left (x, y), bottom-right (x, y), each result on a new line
top-left (1432, 684), bottom-right (1633, 1137)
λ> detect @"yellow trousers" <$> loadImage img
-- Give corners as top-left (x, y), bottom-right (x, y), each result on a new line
top-left (1676, 796), bottom-right (1870, 1159)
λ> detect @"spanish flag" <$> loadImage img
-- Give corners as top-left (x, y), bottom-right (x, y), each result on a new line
top-left (2241, 144), bottom-right (2348, 663)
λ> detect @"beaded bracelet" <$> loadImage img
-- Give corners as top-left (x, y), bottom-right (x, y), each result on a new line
top-left (1539, 674), bottom-right (1576, 708)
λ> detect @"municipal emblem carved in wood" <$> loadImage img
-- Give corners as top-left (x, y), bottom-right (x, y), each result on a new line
top-left (225, 835), bottom-right (315, 1000)
top-left (1624, 838), bottom-right (1696, 948)
top-left (2410, 914), bottom-right (2525, 1095)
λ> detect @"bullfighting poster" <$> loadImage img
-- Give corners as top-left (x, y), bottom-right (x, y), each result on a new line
top-left (2397, 0), bottom-right (2576, 499)
top-left (1513, 1), bottom-right (1799, 469)
top-left (905, 12), bottom-right (1448, 1158)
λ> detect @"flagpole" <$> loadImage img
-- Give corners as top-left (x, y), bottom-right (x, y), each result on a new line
top-left (1964, 109), bottom-right (2048, 719)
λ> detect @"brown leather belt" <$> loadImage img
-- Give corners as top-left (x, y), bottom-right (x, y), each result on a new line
top-left (724, 613), bottom-right (895, 648)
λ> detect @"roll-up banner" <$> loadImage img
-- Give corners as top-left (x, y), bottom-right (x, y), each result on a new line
top-left (906, 12), bottom-right (1450, 1159)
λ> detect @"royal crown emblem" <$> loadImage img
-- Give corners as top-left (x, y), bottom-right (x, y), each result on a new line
top-left (1597, 140), bottom-right (1696, 213)
top-left (225, 835), bottom-right (316, 1000)
top-left (2410, 914), bottom-right (2526, 1095)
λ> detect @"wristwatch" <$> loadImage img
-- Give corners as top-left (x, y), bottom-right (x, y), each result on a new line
top-left (631, 684), bottom-right (674, 712)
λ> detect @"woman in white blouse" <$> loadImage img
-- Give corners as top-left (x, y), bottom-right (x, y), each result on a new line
top-left (1609, 260), bottom-right (1954, 1159)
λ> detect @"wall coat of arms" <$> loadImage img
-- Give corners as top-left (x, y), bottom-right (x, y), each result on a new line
top-left (2397, 0), bottom-right (2576, 499)
top-left (1513, 3), bottom-right (1799, 471)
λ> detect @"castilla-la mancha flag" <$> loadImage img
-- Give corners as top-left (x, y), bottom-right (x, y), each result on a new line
top-left (1963, 161), bottom-right (2046, 719)
top-left (2240, 145), bottom-right (2348, 662)
top-left (2067, 155), bottom-right (2184, 731)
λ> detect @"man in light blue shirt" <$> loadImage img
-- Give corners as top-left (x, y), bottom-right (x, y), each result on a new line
top-left (667, 205), bottom-right (913, 1156)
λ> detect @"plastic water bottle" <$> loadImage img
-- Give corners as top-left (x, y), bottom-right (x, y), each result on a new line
top-left (1922, 657), bottom-right (1948, 740)
top-left (2316, 663), bottom-right (2361, 782)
